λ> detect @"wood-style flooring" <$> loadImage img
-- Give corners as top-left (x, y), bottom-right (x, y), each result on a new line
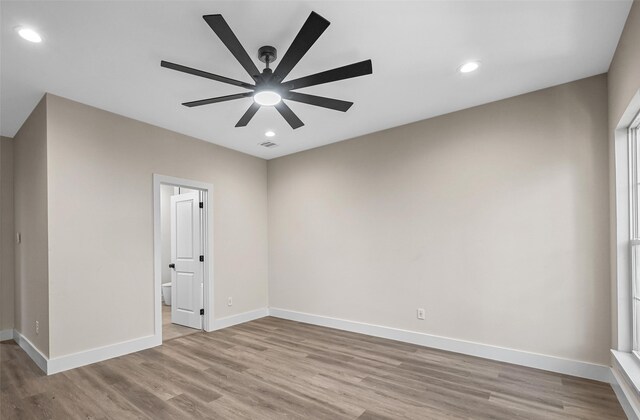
top-left (163, 304), bottom-right (200, 342)
top-left (0, 317), bottom-right (626, 419)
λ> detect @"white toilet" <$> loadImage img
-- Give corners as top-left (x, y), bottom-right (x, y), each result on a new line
top-left (162, 282), bottom-right (172, 306)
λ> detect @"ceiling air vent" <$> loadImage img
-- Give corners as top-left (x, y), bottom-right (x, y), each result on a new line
top-left (259, 141), bottom-right (278, 148)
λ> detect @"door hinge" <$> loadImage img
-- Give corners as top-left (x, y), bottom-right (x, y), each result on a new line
top-left (199, 202), bottom-right (203, 208)
top-left (199, 255), bottom-right (204, 262)
top-left (200, 309), bottom-right (204, 315)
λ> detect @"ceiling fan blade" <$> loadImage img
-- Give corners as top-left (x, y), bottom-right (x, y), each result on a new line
top-left (236, 102), bottom-right (261, 127)
top-left (283, 92), bottom-right (353, 112)
top-left (280, 59), bottom-right (372, 91)
top-left (183, 92), bottom-right (253, 108)
top-left (161, 61), bottom-right (255, 89)
top-left (275, 101), bottom-right (304, 129)
top-left (203, 15), bottom-right (261, 80)
top-left (272, 11), bottom-right (330, 83)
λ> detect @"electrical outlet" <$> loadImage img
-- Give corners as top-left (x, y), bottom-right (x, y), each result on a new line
top-left (35, 320), bottom-right (39, 334)
top-left (227, 297), bottom-right (233, 306)
top-left (417, 308), bottom-right (425, 320)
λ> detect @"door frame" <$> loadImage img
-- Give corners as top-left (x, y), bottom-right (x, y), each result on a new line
top-left (153, 174), bottom-right (214, 338)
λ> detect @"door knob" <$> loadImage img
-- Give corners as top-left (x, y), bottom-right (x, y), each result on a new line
top-left (169, 263), bottom-right (175, 269)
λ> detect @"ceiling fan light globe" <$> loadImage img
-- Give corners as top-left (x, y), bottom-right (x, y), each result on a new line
top-left (17, 27), bottom-right (42, 43)
top-left (459, 61), bottom-right (480, 73)
top-left (254, 91), bottom-right (282, 106)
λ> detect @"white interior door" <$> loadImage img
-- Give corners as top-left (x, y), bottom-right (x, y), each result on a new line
top-left (170, 191), bottom-right (203, 329)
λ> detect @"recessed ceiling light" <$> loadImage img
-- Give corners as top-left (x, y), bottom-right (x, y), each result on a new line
top-left (459, 61), bottom-right (480, 73)
top-left (16, 27), bottom-right (42, 43)
top-left (253, 90), bottom-right (281, 106)
top-left (265, 130), bottom-right (276, 137)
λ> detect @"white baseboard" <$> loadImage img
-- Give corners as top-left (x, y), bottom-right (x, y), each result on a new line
top-left (49, 308), bottom-right (269, 373)
top-left (13, 331), bottom-right (161, 375)
top-left (268, 308), bottom-right (612, 383)
top-left (12, 308), bottom-right (268, 375)
top-left (211, 308), bottom-right (269, 331)
top-left (48, 334), bottom-right (161, 375)
top-left (9, 307), bottom-right (611, 385)
top-left (0, 329), bottom-right (14, 341)
top-left (14, 331), bottom-right (48, 374)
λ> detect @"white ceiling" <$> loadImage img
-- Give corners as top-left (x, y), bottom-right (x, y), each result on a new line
top-left (0, 1), bottom-right (632, 159)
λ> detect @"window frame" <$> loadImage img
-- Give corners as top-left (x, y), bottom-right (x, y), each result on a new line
top-left (628, 111), bottom-right (640, 357)
top-left (612, 90), bottom-right (640, 411)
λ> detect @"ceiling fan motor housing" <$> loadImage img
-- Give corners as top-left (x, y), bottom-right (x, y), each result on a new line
top-left (258, 46), bottom-right (277, 65)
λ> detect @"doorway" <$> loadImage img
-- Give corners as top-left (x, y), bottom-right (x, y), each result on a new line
top-left (153, 175), bottom-right (214, 343)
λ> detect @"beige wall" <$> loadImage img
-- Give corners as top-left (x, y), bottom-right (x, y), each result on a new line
top-left (1, 136), bottom-right (15, 332)
top-left (268, 75), bottom-right (611, 365)
top-left (609, 0), bottom-right (640, 131)
top-left (609, 0), bottom-right (640, 349)
top-left (46, 94), bottom-right (268, 358)
top-left (13, 97), bottom-right (50, 356)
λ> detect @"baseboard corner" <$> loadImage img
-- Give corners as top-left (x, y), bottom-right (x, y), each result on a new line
top-left (0, 329), bottom-right (14, 342)
top-left (211, 307), bottom-right (269, 331)
top-left (14, 331), bottom-right (48, 374)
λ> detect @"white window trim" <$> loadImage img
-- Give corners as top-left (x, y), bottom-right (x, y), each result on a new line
top-left (631, 123), bottom-right (640, 241)
top-left (630, 114), bottom-right (640, 355)
top-left (614, 89), bottom-right (640, 397)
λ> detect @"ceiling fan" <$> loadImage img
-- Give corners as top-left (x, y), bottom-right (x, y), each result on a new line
top-left (161, 11), bottom-right (373, 129)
